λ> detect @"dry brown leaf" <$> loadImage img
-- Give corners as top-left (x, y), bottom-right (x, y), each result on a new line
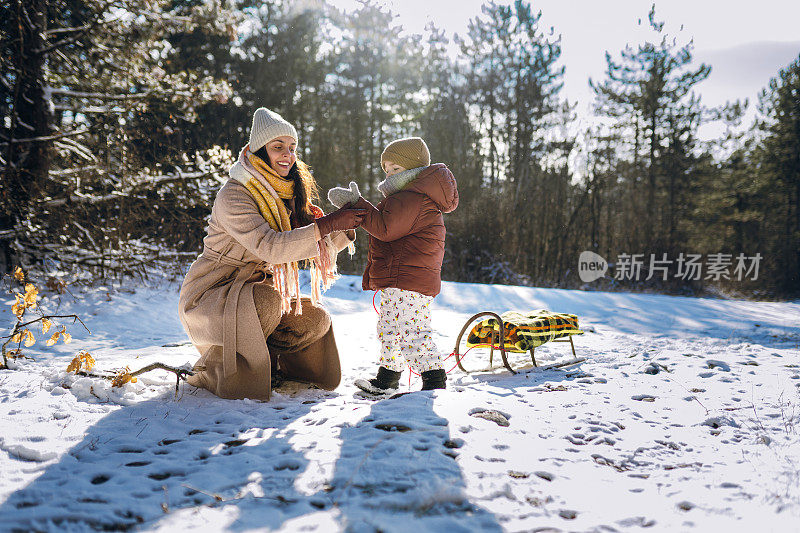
top-left (23, 329), bottom-right (35, 347)
top-left (80, 351), bottom-right (95, 372)
top-left (41, 318), bottom-right (53, 334)
top-left (111, 366), bottom-right (134, 387)
top-left (48, 330), bottom-right (61, 345)
top-left (62, 332), bottom-right (72, 344)
top-left (65, 351), bottom-right (95, 373)
top-left (11, 294), bottom-right (24, 318)
top-left (46, 277), bottom-right (66, 294)
top-left (13, 267), bottom-right (24, 281)
top-left (66, 354), bottom-right (82, 373)
top-left (23, 284), bottom-right (38, 309)
top-left (11, 330), bottom-right (22, 343)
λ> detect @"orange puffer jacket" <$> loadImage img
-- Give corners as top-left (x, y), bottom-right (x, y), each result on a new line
top-left (355, 163), bottom-right (459, 297)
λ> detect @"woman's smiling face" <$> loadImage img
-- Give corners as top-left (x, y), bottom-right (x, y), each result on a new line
top-left (266, 136), bottom-right (297, 177)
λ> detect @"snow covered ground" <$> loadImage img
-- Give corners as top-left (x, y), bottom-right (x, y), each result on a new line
top-left (1, 274), bottom-right (799, 532)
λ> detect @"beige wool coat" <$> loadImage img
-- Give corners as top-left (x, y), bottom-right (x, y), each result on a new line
top-left (178, 173), bottom-right (354, 401)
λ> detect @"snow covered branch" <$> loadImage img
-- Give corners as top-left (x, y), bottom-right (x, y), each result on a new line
top-left (0, 128), bottom-right (89, 146)
top-left (41, 169), bottom-right (218, 207)
top-left (48, 89), bottom-right (154, 101)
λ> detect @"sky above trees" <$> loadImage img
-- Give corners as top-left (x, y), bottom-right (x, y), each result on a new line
top-left (329, 0), bottom-right (800, 117)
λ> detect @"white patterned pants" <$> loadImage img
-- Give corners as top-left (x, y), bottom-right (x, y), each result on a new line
top-left (378, 287), bottom-right (443, 373)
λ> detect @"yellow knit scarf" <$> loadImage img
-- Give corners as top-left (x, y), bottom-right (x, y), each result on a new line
top-left (242, 152), bottom-right (295, 234)
top-left (248, 152), bottom-right (296, 199)
top-left (236, 145), bottom-right (342, 316)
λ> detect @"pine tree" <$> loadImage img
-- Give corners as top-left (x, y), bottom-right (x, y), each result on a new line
top-left (456, 0), bottom-right (569, 283)
top-left (756, 54), bottom-right (800, 295)
top-left (590, 6), bottom-right (710, 254)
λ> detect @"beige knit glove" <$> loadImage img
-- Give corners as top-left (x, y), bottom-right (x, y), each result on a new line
top-left (327, 181), bottom-right (361, 208)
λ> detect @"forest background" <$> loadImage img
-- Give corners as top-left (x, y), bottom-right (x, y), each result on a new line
top-left (2, 0), bottom-right (799, 297)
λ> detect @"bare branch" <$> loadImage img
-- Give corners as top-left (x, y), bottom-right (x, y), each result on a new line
top-left (128, 362), bottom-right (195, 379)
top-left (49, 166), bottom-right (100, 177)
top-left (0, 128), bottom-right (89, 145)
top-left (42, 170), bottom-right (218, 207)
top-left (42, 23), bottom-right (94, 37)
top-left (34, 0), bottom-right (119, 55)
top-left (49, 88), bottom-right (153, 101)
top-left (52, 104), bottom-right (115, 113)
top-left (72, 362), bottom-right (198, 398)
top-left (12, 314), bottom-right (89, 332)
top-left (53, 137), bottom-right (98, 162)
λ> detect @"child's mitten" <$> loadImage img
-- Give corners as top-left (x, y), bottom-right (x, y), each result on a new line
top-left (328, 181), bottom-right (361, 208)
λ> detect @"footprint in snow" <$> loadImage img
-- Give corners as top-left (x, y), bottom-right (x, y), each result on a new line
top-left (559, 509), bottom-right (578, 520)
top-left (700, 416), bottom-right (739, 429)
top-left (274, 458), bottom-right (302, 471)
top-left (148, 472), bottom-right (175, 481)
top-left (374, 422), bottom-right (412, 432)
top-left (677, 500), bottom-right (695, 511)
top-left (444, 438), bottom-right (464, 449)
top-left (587, 420), bottom-right (622, 433)
top-left (469, 408), bottom-right (510, 427)
top-left (643, 362), bottom-right (669, 374)
top-left (618, 516), bottom-right (656, 527)
top-left (706, 360), bottom-right (731, 371)
top-left (565, 432), bottom-right (616, 446)
top-left (114, 446), bottom-right (145, 454)
top-left (632, 394), bottom-right (656, 402)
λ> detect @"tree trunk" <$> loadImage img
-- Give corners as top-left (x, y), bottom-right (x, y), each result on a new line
top-left (647, 110), bottom-right (657, 251)
top-left (0, 0), bottom-right (50, 272)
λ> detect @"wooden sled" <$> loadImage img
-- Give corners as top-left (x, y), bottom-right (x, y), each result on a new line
top-left (452, 311), bottom-right (585, 374)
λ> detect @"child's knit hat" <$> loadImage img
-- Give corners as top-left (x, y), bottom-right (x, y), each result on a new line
top-left (249, 107), bottom-right (298, 152)
top-left (381, 137), bottom-right (430, 171)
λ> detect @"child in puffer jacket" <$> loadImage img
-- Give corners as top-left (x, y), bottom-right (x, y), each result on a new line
top-left (328, 137), bottom-right (459, 394)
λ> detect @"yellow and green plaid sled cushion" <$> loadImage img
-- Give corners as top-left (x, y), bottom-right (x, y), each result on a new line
top-left (466, 310), bottom-right (583, 353)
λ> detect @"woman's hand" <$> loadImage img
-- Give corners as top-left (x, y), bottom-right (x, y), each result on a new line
top-left (316, 206), bottom-right (367, 236)
top-left (327, 181), bottom-right (361, 208)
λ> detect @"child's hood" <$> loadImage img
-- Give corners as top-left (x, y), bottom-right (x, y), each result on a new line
top-left (405, 163), bottom-right (459, 213)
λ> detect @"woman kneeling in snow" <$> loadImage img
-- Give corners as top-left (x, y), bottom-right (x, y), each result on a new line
top-left (178, 108), bottom-right (365, 400)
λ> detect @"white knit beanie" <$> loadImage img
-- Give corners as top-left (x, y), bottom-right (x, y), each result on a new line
top-left (249, 107), bottom-right (298, 152)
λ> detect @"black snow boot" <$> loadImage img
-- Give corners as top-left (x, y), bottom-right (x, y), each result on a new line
top-left (421, 369), bottom-right (447, 390)
top-left (355, 366), bottom-right (402, 395)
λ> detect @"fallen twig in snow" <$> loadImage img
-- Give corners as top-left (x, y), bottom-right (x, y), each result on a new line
top-left (75, 362), bottom-right (200, 398)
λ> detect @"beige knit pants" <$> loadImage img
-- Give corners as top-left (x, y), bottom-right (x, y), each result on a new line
top-left (377, 288), bottom-right (443, 373)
